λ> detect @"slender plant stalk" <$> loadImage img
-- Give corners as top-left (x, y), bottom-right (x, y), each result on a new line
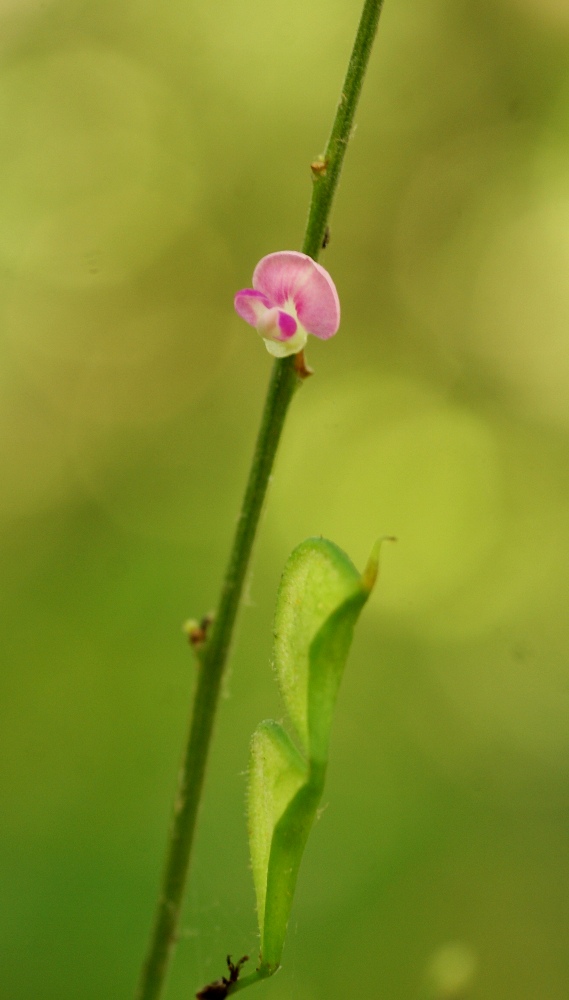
top-left (135, 2), bottom-right (385, 998)
top-left (303, 0), bottom-right (385, 258)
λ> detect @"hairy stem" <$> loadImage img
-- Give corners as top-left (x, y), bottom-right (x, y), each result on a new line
top-left (227, 965), bottom-right (274, 996)
top-left (135, 2), bottom-right (385, 998)
top-left (304, 0), bottom-right (386, 260)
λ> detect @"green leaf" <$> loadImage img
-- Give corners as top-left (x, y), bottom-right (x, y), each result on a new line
top-left (272, 538), bottom-right (361, 752)
top-left (248, 538), bottom-right (382, 972)
top-left (248, 721), bottom-right (307, 939)
top-left (307, 586), bottom-right (369, 763)
top-left (261, 759), bottom-right (325, 969)
top-left (273, 537), bottom-right (376, 756)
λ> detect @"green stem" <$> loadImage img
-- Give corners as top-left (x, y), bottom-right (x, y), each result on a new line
top-left (228, 965), bottom-right (274, 996)
top-left (135, 2), bottom-right (385, 998)
top-left (303, 0), bottom-right (386, 260)
top-left (134, 357), bottom-right (299, 1000)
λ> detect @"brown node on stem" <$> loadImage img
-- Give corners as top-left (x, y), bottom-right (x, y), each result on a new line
top-left (183, 612), bottom-right (215, 650)
top-left (310, 155), bottom-right (328, 178)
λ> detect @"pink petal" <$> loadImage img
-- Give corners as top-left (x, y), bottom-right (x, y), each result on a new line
top-left (277, 310), bottom-right (297, 340)
top-left (252, 251), bottom-right (340, 340)
top-left (294, 260), bottom-right (340, 339)
top-left (234, 288), bottom-right (271, 327)
top-left (253, 252), bottom-right (313, 306)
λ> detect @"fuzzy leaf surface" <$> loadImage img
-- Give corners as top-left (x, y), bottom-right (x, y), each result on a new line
top-left (248, 721), bottom-right (307, 936)
top-left (272, 538), bottom-right (362, 752)
top-left (261, 760), bottom-right (325, 968)
top-left (307, 586), bottom-right (370, 763)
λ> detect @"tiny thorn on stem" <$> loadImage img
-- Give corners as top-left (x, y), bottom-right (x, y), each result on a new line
top-left (321, 226), bottom-right (331, 249)
top-left (294, 351), bottom-right (314, 380)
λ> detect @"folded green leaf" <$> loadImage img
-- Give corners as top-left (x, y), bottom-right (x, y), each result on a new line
top-left (248, 538), bottom-right (381, 974)
top-left (307, 586), bottom-right (370, 764)
top-left (248, 721), bottom-right (307, 938)
top-left (272, 538), bottom-right (364, 753)
top-left (261, 759), bottom-right (326, 969)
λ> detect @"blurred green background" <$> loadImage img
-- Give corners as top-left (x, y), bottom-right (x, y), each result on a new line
top-left (2, 0), bottom-right (569, 997)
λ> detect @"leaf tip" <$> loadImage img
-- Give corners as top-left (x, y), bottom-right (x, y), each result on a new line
top-left (361, 535), bottom-right (396, 592)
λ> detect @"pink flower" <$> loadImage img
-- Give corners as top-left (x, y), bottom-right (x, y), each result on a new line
top-left (234, 251), bottom-right (340, 357)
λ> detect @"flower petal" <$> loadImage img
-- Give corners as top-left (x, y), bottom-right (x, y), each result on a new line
top-left (234, 288), bottom-right (271, 327)
top-left (293, 259), bottom-right (340, 339)
top-left (253, 251), bottom-right (313, 306)
top-left (257, 306), bottom-right (298, 341)
top-left (252, 251), bottom-right (340, 340)
top-left (263, 327), bottom-right (308, 357)
top-left (277, 310), bottom-right (297, 340)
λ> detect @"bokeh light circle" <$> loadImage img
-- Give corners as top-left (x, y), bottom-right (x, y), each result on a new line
top-left (0, 48), bottom-right (198, 286)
